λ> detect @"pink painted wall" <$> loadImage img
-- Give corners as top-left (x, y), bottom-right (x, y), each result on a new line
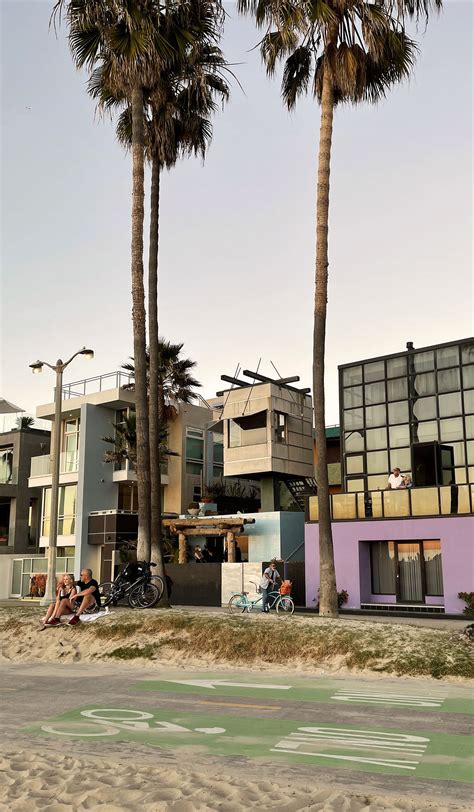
top-left (305, 516), bottom-right (474, 615)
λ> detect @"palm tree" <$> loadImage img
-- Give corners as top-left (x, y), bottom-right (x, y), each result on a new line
top-left (239, 0), bottom-right (441, 616)
top-left (52, 0), bottom-right (197, 561)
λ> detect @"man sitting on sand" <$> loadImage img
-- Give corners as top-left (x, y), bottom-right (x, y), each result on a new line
top-left (49, 568), bottom-right (100, 626)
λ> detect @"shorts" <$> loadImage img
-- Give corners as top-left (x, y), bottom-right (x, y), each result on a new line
top-left (74, 596), bottom-right (99, 614)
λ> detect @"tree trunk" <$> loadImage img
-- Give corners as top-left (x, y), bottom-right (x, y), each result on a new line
top-left (313, 59), bottom-right (338, 617)
top-left (130, 83), bottom-right (151, 562)
top-left (148, 149), bottom-right (169, 604)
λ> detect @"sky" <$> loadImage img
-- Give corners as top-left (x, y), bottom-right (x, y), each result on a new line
top-left (1, 1), bottom-right (472, 425)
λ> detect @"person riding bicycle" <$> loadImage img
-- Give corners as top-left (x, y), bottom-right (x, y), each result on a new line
top-left (260, 559), bottom-right (281, 613)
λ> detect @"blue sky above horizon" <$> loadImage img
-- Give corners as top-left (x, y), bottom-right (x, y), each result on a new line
top-left (1, 1), bottom-right (472, 424)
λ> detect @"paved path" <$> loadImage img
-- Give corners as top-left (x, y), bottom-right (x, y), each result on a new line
top-left (1, 662), bottom-right (472, 804)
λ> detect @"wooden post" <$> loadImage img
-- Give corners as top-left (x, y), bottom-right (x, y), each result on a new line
top-left (227, 531), bottom-right (236, 563)
top-left (178, 532), bottom-right (186, 564)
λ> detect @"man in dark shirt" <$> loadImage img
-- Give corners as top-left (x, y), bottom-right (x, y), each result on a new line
top-left (54, 568), bottom-right (100, 626)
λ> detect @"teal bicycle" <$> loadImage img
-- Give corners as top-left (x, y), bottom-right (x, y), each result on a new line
top-left (228, 581), bottom-right (295, 616)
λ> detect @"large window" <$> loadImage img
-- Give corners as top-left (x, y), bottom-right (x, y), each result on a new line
top-left (42, 485), bottom-right (77, 536)
top-left (0, 447), bottom-right (14, 484)
top-left (370, 540), bottom-right (443, 599)
top-left (229, 411), bottom-right (267, 448)
top-left (186, 428), bottom-right (204, 476)
top-left (212, 432), bottom-right (224, 479)
top-left (62, 418), bottom-right (80, 471)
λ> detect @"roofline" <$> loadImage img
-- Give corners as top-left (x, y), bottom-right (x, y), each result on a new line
top-left (337, 336), bottom-right (474, 371)
top-left (217, 381), bottom-right (312, 400)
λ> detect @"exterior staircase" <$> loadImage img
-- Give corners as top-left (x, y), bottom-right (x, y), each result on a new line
top-left (284, 477), bottom-right (318, 511)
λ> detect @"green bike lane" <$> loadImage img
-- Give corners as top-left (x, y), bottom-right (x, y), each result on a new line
top-left (23, 670), bottom-right (473, 787)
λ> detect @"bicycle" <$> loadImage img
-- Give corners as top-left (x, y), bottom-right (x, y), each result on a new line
top-left (228, 581), bottom-right (295, 616)
top-left (99, 561), bottom-right (162, 609)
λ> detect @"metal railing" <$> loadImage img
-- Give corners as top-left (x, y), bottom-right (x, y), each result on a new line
top-left (30, 451), bottom-right (79, 478)
top-left (309, 484), bottom-right (474, 521)
top-left (114, 458), bottom-right (168, 476)
top-left (61, 371), bottom-right (134, 399)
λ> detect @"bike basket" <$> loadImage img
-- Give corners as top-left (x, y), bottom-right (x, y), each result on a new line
top-left (280, 580), bottom-right (292, 595)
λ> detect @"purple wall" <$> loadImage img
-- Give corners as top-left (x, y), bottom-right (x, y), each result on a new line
top-left (305, 516), bottom-right (474, 615)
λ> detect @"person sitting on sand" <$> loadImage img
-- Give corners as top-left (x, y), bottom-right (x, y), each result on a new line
top-left (49, 568), bottom-right (100, 626)
top-left (42, 573), bottom-right (77, 627)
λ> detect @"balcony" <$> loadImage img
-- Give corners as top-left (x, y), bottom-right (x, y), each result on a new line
top-left (112, 458), bottom-right (169, 484)
top-left (61, 371), bottom-right (133, 399)
top-left (30, 451), bottom-right (79, 478)
top-left (309, 484), bottom-right (474, 522)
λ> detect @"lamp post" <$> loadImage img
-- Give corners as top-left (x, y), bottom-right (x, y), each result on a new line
top-left (29, 347), bottom-right (94, 605)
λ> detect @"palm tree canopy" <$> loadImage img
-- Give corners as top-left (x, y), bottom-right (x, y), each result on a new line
top-left (238, 0), bottom-right (442, 108)
top-left (123, 338), bottom-right (201, 408)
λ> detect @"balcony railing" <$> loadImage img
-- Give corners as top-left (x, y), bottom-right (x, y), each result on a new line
top-left (30, 451), bottom-right (79, 478)
top-left (309, 484), bottom-right (474, 522)
top-left (61, 371), bottom-right (134, 399)
top-left (114, 458), bottom-right (169, 477)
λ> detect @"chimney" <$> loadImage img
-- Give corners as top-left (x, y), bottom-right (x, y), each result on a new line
top-left (406, 342), bottom-right (414, 351)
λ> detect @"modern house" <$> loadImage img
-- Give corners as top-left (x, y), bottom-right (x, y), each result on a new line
top-left (306, 337), bottom-right (474, 615)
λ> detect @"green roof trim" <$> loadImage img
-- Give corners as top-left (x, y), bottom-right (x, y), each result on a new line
top-left (325, 426), bottom-right (340, 439)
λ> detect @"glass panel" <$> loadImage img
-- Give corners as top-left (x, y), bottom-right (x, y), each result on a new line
top-left (411, 488), bottom-right (439, 516)
top-left (308, 497), bottom-right (318, 521)
top-left (469, 468), bottom-right (474, 484)
top-left (387, 378), bottom-right (408, 401)
top-left (398, 543), bottom-right (423, 602)
top-left (454, 467), bottom-right (467, 484)
top-left (344, 409), bottom-right (363, 430)
top-left (388, 401), bottom-right (409, 425)
top-left (367, 474), bottom-right (389, 491)
top-left (371, 491), bottom-right (383, 517)
top-left (389, 424), bottom-right (409, 448)
top-left (464, 391), bottom-right (474, 414)
top-left (365, 381), bottom-right (386, 405)
top-left (43, 489), bottom-right (51, 519)
top-left (344, 386), bottom-right (363, 409)
top-left (346, 455), bottom-right (364, 474)
top-left (412, 396), bottom-right (437, 421)
top-left (343, 365), bottom-right (362, 386)
top-left (186, 436), bottom-right (203, 460)
top-left (366, 450), bottom-right (388, 474)
top-left (461, 342), bottom-right (474, 364)
top-left (229, 411), bottom-right (267, 447)
top-left (32, 558), bottom-right (48, 573)
top-left (439, 392), bottom-right (462, 417)
top-left (59, 486), bottom-right (77, 517)
top-left (463, 366), bottom-right (474, 389)
top-left (186, 461), bottom-right (203, 475)
top-left (437, 345), bottom-right (459, 369)
top-left (437, 368), bottom-right (460, 393)
top-left (413, 351), bottom-right (434, 372)
top-left (383, 490), bottom-right (410, 518)
top-left (213, 434), bottom-right (224, 463)
top-left (366, 427), bottom-right (387, 450)
top-left (11, 560), bottom-right (22, 595)
top-left (411, 372), bottom-right (436, 396)
top-left (465, 416), bottom-right (474, 439)
top-left (365, 405), bottom-right (386, 428)
top-left (423, 541), bottom-right (443, 596)
top-left (59, 517), bottom-right (75, 535)
top-left (457, 484), bottom-right (470, 511)
top-left (346, 478), bottom-right (364, 492)
top-left (467, 441), bottom-right (474, 465)
top-left (364, 361), bottom-right (385, 382)
top-left (440, 418), bottom-right (464, 442)
top-left (371, 542), bottom-right (396, 594)
top-left (387, 356), bottom-right (406, 379)
top-left (331, 494), bottom-right (357, 520)
top-left (413, 421), bottom-right (438, 442)
top-left (390, 448), bottom-right (411, 471)
top-left (344, 430), bottom-right (364, 452)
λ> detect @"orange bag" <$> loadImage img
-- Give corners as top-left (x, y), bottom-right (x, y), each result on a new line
top-left (280, 580), bottom-right (292, 595)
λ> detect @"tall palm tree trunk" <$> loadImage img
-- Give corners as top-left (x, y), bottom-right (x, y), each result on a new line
top-left (313, 61), bottom-right (338, 618)
top-left (148, 150), bottom-right (168, 599)
top-left (131, 83), bottom-right (151, 562)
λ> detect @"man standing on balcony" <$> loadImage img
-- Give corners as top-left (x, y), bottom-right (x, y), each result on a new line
top-left (387, 467), bottom-right (404, 490)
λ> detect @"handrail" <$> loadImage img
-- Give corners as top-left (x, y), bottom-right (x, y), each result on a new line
top-left (61, 371), bottom-right (134, 399)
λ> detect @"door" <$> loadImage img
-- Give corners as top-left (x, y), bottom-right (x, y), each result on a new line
top-left (396, 542), bottom-right (424, 603)
top-left (412, 442), bottom-right (437, 486)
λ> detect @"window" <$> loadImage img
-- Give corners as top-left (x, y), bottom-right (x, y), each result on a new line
top-left (461, 343), bottom-right (474, 364)
top-left (274, 412), bottom-right (287, 443)
top-left (229, 411), bottom-right (267, 447)
top-left (371, 542), bottom-right (396, 594)
top-left (464, 391), bottom-right (474, 414)
top-left (413, 421), bottom-right (438, 442)
top-left (212, 432), bottom-right (224, 479)
top-left (344, 431), bottom-right (364, 452)
top-left (365, 381), bottom-right (386, 405)
top-left (366, 450), bottom-right (388, 474)
top-left (389, 424), bottom-right (410, 448)
top-left (438, 392), bottom-right (462, 417)
top-left (42, 485), bottom-right (77, 536)
top-left (63, 418), bottom-right (80, 472)
top-left (346, 478), bottom-right (364, 492)
top-left (366, 427), bottom-right (387, 450)
top-left (346, 455), bottom-right (364, 474)
top-left (365, 405), bottom-right (386, 428)
top-left (390, 448), bottom-right (411, 471)
top-left (437, 368), bottom-right (460, 393)
top-left (440, 418), bottom-right (464, 442)
top-left (413, 351), bottom-right (434, 373)
top-left (344, 409), bottom-right (363, 430)
top-left (387, 356), bottom-right (406, 379)
top-left (463, 366), bottom-right (474, 389)
top-left (185, 428), bottom-right (204, 476)
top-left (388, 401), bottom-right (409, 425)
top-left (387, 377), bottom-right (408, 401)
top-left (0, 447), bottom-right (14, 484)
top-left (344, 386), bottom-right (363, 409)
top-left (423, 541), bottom-right (443, 596)
top-left (343, 365), bottom-right (362, 386)
top-left (411, 372), bottom-right (436, 396)
top-left (364, 361), bottom-right (384, 382)
top-left (412, 396), bottom-right (437, 421)
top-left (437, 345), bottom-right (459, 369)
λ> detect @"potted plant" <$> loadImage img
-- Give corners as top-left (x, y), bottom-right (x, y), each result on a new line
top-left (188, 501), bottom-right (200, 517)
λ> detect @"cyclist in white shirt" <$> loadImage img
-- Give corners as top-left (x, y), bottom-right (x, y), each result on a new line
top-left (388, 468), bottom-right (404, 489)
top-left (260, 560), bottom-right (281, 613)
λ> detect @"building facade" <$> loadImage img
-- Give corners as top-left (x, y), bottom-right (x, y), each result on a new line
top-left (306, 337), bottom-right (474, 616)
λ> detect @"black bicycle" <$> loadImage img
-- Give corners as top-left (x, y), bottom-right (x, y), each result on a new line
top-left (99, 561), bottom-right (164, 609)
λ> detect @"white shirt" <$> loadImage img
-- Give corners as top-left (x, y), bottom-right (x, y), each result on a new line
top-left (388, 473), bottom-right (404, 489)
top-left (260, 567), bottom-right (280, 590)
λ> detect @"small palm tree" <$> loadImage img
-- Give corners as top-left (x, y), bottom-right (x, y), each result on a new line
top-left (16, 416), bottom-right (35, 430)
top-left (239, 0), bottom-right (441, 616)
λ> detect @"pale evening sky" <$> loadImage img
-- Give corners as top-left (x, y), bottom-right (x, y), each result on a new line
top-left (1, 1), bottom-right (472, 425)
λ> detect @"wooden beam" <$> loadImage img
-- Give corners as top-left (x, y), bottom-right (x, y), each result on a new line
top-left (226, 530), bottom-right (236, 563)
top-left (163, 518), bottom-right (255, 529)
top-left (178, 533), bottom-right (186, 564)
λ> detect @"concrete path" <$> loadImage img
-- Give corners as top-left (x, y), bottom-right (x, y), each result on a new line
top-left (1, 662), bottom-right (472, 805)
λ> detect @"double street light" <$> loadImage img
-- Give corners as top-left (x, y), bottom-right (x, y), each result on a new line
top-left (29, 347), bottom-right (94, 605)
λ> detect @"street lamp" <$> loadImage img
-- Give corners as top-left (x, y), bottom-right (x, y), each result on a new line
top-left (29, 347), bottom-right (94, 605)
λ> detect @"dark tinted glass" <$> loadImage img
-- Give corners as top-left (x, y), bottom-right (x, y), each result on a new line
top-left (438, 392), bottom-right (462, 417)
top-left (365, 405), bottom-right (386, 428)
top-left (388, 401), bottom-right (409, 424)
top-left (437, 345), bottom-right (459, 369)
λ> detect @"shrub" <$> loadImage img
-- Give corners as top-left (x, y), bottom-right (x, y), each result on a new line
top-left (458, 591), bottom-right (474, 615)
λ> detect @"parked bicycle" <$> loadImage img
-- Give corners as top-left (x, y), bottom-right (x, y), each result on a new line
top-left (228, 581), bottom-right (295, 616)
top-left (99, 561), bottom-right (164, 609)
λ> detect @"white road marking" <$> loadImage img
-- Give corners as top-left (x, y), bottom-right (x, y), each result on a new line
top-left (166, 679), bottom-right (291, 690)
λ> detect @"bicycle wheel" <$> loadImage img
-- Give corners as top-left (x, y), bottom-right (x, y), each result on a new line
top-left (150, 575), bottom-right (165, 601)
top-left (98, 582), bottom-right (116, 607)
top-left (228, 594), bottom-right (247, 614)
top-left (128, 582), bottom-right (160, 609)
top-left (276, 596), bottom-right (295, 615)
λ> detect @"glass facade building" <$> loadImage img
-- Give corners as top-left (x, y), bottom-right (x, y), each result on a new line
top-left (339, 338), bottom-right (474, 493)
